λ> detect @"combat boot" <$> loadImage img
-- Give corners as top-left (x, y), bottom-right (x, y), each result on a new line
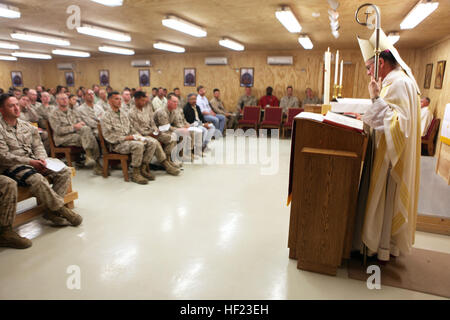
top-left (132, 167), bottom-right (148, 185)
top-left (141, 164), bottom-right (155, 181)
top-left (56, 206), bottom-right (83, 226)
top-left (43, 211), bottom-right (69, 226)
top-left (84, 149), bottom-right (96, 167)
top-left (0, 226), bottom-right (32, 249)
top-left (168, 159), bottom-right (182, 168)
top-left (162, 160), bottom-right (181, 176)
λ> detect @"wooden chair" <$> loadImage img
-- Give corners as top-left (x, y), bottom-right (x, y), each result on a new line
top-left (282, 108), bottom-right (304, 138)
top-left (421, 118), bottom-right (440, 156)
top-left (97, 123), bottom-right (130, 181)
top-left (45, 120), bottom-right (82, 167)
top-left (260, 107), bottom-right (283, 134)
top-left (237, 106), bottom-right (261, 135)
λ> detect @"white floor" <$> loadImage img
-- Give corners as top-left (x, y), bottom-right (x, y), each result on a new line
top-left (0, 137), bottom-right (449, 300)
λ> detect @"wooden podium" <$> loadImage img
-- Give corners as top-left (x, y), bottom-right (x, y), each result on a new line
top-left (287, 118), bottom-right (368, 276)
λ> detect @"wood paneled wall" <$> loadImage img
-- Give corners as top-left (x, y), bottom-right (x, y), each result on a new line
top-left (0, 47), bottom-right (432, 113)
top-left (0, 60), bottom-right (43, 91)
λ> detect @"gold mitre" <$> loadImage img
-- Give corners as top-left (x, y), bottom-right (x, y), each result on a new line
top-left (357, 29), bottom-right (420, 94)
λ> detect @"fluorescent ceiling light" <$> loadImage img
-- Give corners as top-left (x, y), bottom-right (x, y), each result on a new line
top-left (0, 41), bottom-right (19, 49)
top-left (11, 31), bottom-right (70, 46)
top-left (275, 7), bottom-right (302, 33)
top-left (52, 49), bottom-right (90, 58)
top-left (298, 35), bottom-right (313, 49)
top-left (90, 0), bottom-right (123, 6)
top-left (98, 45), bottom-right (134, 55)
top-left (0, 55), bottom-right (17, 61)
top-left (77, 24), bottom-right (131, 42)
top-left (387, 32), bottom-right (400, 45)
top-left (219, 38), bottom-right (244, 51)
top-left (162, 15), bottom-right (207, 37)
top-left (11, 51), bottom-right (52, 59)
top-left (153, 42), bottom-right (185, 53)
top-left (0, 4), bottom-right (20, 19)
top-left (400, 0), bottom-right (439, 29)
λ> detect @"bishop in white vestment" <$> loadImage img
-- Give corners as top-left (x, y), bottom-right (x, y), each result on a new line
top-left (357, 30), bottom-right (421, 261)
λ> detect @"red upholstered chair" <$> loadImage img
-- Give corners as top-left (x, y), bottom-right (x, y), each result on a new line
top-left (237, 106), bottom-right (261, 134)
top-left (282, 108), bottom-right (304, 138)
top-left (421, 118), bottom-right (440, 156)
top-left (260, 107), bottom-right (283, 134)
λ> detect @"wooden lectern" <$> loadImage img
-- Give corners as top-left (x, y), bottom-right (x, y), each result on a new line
top-left (287, 118), bottom-right (368, 276)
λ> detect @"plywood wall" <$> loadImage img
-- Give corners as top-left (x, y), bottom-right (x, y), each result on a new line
top-left (416, 37), bottom-right (450, 120)
top-left (0, 60), bottom-right (43, 91)
top-left (34, 48), bottom-right (418, 111)
top-left (2, 48), bottom-right (423, 112)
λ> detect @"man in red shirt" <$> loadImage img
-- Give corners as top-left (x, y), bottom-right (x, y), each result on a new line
top-left (258, 86), bottom-right (279, 108)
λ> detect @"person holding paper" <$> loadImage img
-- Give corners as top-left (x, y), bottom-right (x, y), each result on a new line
top-left (355, 30), bottom-right (421, 261)
top-left (0, 94), bottom-right (83, 230)
top-left (128, 91), bottom-right (181, 173)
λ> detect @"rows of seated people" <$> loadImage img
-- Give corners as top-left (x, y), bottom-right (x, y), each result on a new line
top-left (0, 83), bottom-right (322, 249)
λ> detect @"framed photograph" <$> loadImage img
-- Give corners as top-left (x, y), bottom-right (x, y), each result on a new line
top-left (11, 71), bottom-right (23, 87)
top-left (139, 69), bottom-right (150, 87)
top-left (184, 68), bottom-right (196, 87)
top-left (240, 68), bottom-right (254, 87)
top-left (434, 60), bottom-right (446, 89)
top-left (99, 70), bottom-right (110, 87)
top-left (65, 71), bottom-right (75, 87)
top-left (423, 63), bottom-right (433, 89)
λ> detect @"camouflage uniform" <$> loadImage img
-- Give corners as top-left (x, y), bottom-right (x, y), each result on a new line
top-left (154, 106), bottom-right (201, 155)
top-left (176, 96), bottom-right (186, 110)
top-left (19, 107), bottom-right (40, 124)
top-left (100, 109), bottom-right (157, 167)
top-left (96, 99), bottom-right (110, 112)
top-left (0, 118), bottom-right (71, 212)
top-left (77, 103), bottom-right (105, 136)
top-left (236, 94), bottom-right (258, 112)
top-left (49, 107), bottom-right (100, 159)
top-left (128, 105), bottom-right (174, 161)
top-left (152, 96), bottom-right (167, 111)
top-left (30, 101), bottom-right (42, 110)
top-left (210, 97), bottom-right (238, 129)
top-left (279, 95), bottom-right (300, 114)
top-left (0, 175), bottom-right (17, 227)
top-left (120, 101), bottom-right (134, 114)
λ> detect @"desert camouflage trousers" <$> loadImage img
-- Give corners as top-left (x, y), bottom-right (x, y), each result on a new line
top-left (58, 126), bottom-right (100, 159)
top-left (112, 138), bottom-right (160, 168)
top-left (0, 176), bottom-right (17, 226)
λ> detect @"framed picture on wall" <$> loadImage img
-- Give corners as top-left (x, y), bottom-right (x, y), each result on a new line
top-left (139, 69), bottom-right (150, 87)
top-left (423, 63), bottom-right (433, 89)
top-left (434, 60), bottom-right (446, 89)
top-left (240, 68), bottom-right (254, 87)
top-left (99, 70), bottom-right (110, 87)
top-left (65, 71), bottom-right (75, 87)
top-left (184, 68), bottom-right (196, 87)
top-left (11, 71), bottom-right (23, 87)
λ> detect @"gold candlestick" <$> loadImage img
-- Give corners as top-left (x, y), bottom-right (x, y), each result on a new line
top-left (337, 85), bottom-right (343, 98)
top-left (332, 84), bottom-right (338, 101)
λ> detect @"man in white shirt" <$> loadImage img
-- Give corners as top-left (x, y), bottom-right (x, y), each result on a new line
top-left (196, 85), bottom-right (225, 135)
top-left (420, 97), bottom-right (433, 137)
top-left (152, 87), bottom-right (168, 111)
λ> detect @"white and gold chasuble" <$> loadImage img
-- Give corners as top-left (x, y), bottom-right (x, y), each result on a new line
top-left (362, 67), bottom-right (421, 261)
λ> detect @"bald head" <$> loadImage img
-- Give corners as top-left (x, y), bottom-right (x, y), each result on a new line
top-left (27, 89), bottom-right (38, 103)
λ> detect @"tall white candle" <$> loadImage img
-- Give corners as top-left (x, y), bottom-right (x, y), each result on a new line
top-left (324, 48), bottom-right (331, 105)
top-left (334, 50), bottom-right (339, 85)
top-left (339, 60), bottom-right (343, 87)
